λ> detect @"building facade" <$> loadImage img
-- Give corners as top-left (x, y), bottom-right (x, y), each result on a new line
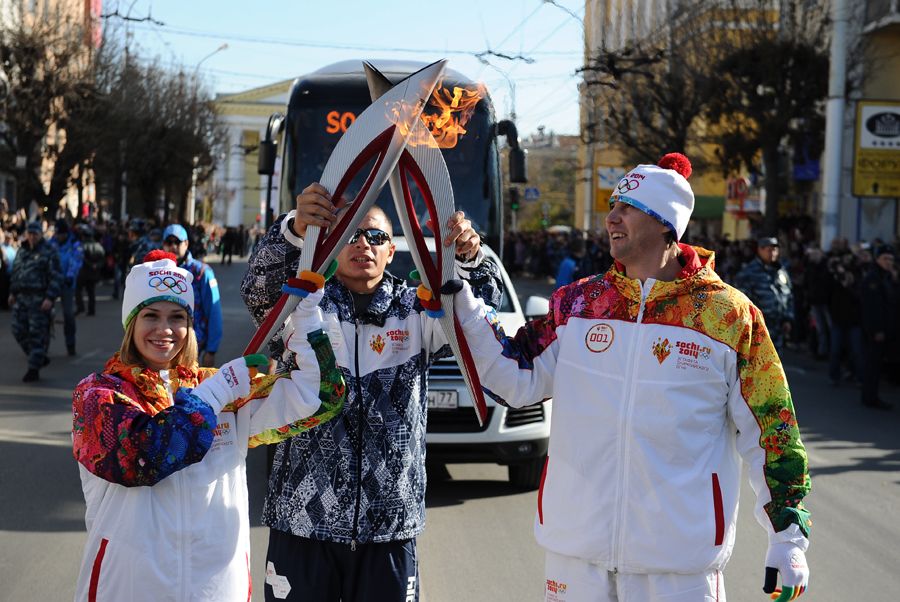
top-left (833, 0), bottom-right (900, 243)
top-left (581, 0), bottom-right (900, 244)
top-left (211, 80), bottom-right (292, 228)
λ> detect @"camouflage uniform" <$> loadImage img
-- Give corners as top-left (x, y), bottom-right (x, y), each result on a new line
top-left (10, 239), bottom-right (63, 369)
top-left (735, 256), bottom-right (794, 350)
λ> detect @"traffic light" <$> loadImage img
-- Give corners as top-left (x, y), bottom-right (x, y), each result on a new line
top-left (509, 187), bottom-right (520, 211)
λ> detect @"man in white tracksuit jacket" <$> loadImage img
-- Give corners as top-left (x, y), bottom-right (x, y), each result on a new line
top-left (452, 154), bottom-right (811, 602)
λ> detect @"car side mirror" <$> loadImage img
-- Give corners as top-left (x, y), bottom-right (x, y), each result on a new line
top-left (524, 296), bottom-right (550, 320)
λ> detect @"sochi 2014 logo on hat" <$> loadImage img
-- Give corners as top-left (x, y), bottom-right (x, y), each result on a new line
top-left (585, 323), bottom-right (614, 353)
top-left (147, 269), bottom-right (189, 295)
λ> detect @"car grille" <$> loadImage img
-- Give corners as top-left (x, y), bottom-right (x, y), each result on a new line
top-left (427, 407), bottom-right (494, 433)
top-left (427, 357), bottom-right (492, 433)
top-left (504, 405), bottom-right (545, 428)
top-left (428, 356), bottom-right (461, 380)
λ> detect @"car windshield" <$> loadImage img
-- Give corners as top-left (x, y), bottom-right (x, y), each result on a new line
top-left (386, 248), bottom-right (514, 313)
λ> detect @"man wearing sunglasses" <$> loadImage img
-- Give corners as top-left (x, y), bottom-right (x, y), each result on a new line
top-left (241, 183), bottom-right (501, 602)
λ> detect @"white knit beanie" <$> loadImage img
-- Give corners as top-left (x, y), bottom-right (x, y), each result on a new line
top-left (609, 153), bottom-right (694, 241)
top-left (122, 255), bottom-right (194, 328)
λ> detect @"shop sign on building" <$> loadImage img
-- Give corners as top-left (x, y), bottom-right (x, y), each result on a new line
top-left (853, 100), bottom-right (900, 198)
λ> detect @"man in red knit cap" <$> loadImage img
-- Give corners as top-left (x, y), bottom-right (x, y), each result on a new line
top-left (451, 154), bottom-right (812, 601)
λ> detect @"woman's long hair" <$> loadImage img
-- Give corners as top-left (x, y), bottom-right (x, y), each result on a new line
top-left (118, 309), bottom-right (199, 369)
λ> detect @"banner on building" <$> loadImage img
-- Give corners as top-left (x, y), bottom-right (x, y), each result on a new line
top-left (853, 100), bottom-right (900, 198)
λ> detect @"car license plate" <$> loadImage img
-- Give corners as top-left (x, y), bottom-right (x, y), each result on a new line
top-left (427, 390), bottom-right (458, 410)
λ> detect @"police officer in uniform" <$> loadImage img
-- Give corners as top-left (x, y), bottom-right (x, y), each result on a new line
top-left (8, 222), bottom-right (63, 381)
top-left (736, 236), bottom-right (795, 351)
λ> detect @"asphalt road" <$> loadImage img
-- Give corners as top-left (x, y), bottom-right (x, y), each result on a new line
top-left (1, 259), bottom-right (898, 601)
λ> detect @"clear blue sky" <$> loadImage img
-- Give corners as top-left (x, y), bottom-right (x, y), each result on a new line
top-left (109, 0), bottom-right (585, 136)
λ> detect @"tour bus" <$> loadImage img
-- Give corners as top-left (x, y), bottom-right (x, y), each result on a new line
top-left (259, 59), bottom-right (526, 253)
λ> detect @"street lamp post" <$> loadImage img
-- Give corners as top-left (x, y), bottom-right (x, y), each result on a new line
top-left (186, 43), bottom-right (228, 225)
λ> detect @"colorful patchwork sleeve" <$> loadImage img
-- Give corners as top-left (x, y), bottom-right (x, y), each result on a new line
top-left (246, 329), bottom-right (346, 447)
top-left (727, 304), bottom-right (812, 539)
top-left (453, 282), bottom-right (561, 408)
top-left (72, 375), bottom-right (217, 487)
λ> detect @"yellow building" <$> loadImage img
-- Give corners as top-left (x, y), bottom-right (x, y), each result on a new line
top-left (212, 80), bottom-right (292, 227)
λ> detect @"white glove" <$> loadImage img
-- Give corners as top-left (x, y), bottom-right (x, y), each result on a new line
top-left (764, 541), bottom-right (809, 600)
top-left (450, 280), bottom-right (482, 319)
top-left (191, 357), bottom-right (254, 414)
top-left (284, 288), bottom-right (325, 352)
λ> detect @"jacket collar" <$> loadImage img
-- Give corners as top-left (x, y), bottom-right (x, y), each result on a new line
top-left (608, 245), bottom-right (719, 303)
top-left (753, 256), bottom-right (784, 272)
top-left (326, 271), bottom-right (406, 327)
top-left (104, 352), bottom-right (201, 413)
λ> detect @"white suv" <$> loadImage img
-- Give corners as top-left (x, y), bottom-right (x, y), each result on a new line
top-left (388, 237), bottom-right (551, 489)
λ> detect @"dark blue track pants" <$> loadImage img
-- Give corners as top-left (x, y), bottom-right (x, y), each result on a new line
top-left (264, 529), bottom-right (418, 602)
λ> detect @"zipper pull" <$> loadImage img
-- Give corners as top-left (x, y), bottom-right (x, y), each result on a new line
top-left (350, 539), bottom-right (357, 552)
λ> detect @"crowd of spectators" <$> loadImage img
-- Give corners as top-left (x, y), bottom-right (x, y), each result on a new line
top-left (4, 198), bottom-right (897, 406)
top-left (1, 200), bottom-right (271, 381)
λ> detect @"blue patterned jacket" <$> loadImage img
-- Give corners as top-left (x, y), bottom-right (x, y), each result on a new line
top-left (241, 213), bottom-right (502, 545)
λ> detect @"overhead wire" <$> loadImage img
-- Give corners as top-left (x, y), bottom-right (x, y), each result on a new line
top-left (127, 23), bottom-right (580, 57)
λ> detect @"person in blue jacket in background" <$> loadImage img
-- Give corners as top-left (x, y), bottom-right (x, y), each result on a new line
top-left (162, 224), bottom-right (223, 367)
top-left (50, 219), bottom-right (83, 356)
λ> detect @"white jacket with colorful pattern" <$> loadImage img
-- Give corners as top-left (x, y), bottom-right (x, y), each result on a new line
top-left (71, 331), bottom-right (344, 602)
top-left (455, 245), bottom-right (811, 574)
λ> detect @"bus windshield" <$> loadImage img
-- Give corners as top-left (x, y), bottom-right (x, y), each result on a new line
top-left (283, 97), bottom-right (500, 246)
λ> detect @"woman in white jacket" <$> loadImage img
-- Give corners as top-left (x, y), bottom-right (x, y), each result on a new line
top-left (71, 251), bottom-right (344, 601)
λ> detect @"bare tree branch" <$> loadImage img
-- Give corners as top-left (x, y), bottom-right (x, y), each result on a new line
top-left (100, 9), bottom-right (165, 26)
top-left (475, 50), bottom-right (535, 64)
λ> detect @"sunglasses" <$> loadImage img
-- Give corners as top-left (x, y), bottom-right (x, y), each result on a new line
top-left (347, 228), bottom-right (391, 246)
top-left (164, 237), bottom-right (184, 246)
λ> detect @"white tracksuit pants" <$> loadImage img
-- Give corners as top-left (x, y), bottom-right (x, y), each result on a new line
top-left (544, 551), bottom-right (726, 602)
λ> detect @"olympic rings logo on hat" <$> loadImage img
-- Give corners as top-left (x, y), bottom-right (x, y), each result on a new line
top-left (617, 178), bottom-right (641, 193)
top-left (149, 275), bottom-right (188, 294)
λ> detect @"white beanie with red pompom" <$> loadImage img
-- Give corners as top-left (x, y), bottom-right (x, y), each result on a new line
top-left (122, 250), bottom-right (194, 328)
top-left (609, 153), bottom-right (695, 241)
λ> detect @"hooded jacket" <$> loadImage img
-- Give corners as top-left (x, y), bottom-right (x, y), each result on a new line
top-left (71, 330), bottom-right (344, 602)
top-left (240, 213), bottom-right (503, 545)
top-left (454, 245), bottom-right (811, 574)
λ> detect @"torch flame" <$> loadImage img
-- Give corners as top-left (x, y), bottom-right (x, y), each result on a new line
top-left (421, 83), bottom-right (485, 149)
top-left (390, 80), bottom-right (486, 149)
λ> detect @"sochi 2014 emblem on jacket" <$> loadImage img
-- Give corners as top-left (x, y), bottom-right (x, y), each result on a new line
top-left (370, 334), bottom-right (385, 354)
top-left (651, 337), bottom-right (672, 364)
